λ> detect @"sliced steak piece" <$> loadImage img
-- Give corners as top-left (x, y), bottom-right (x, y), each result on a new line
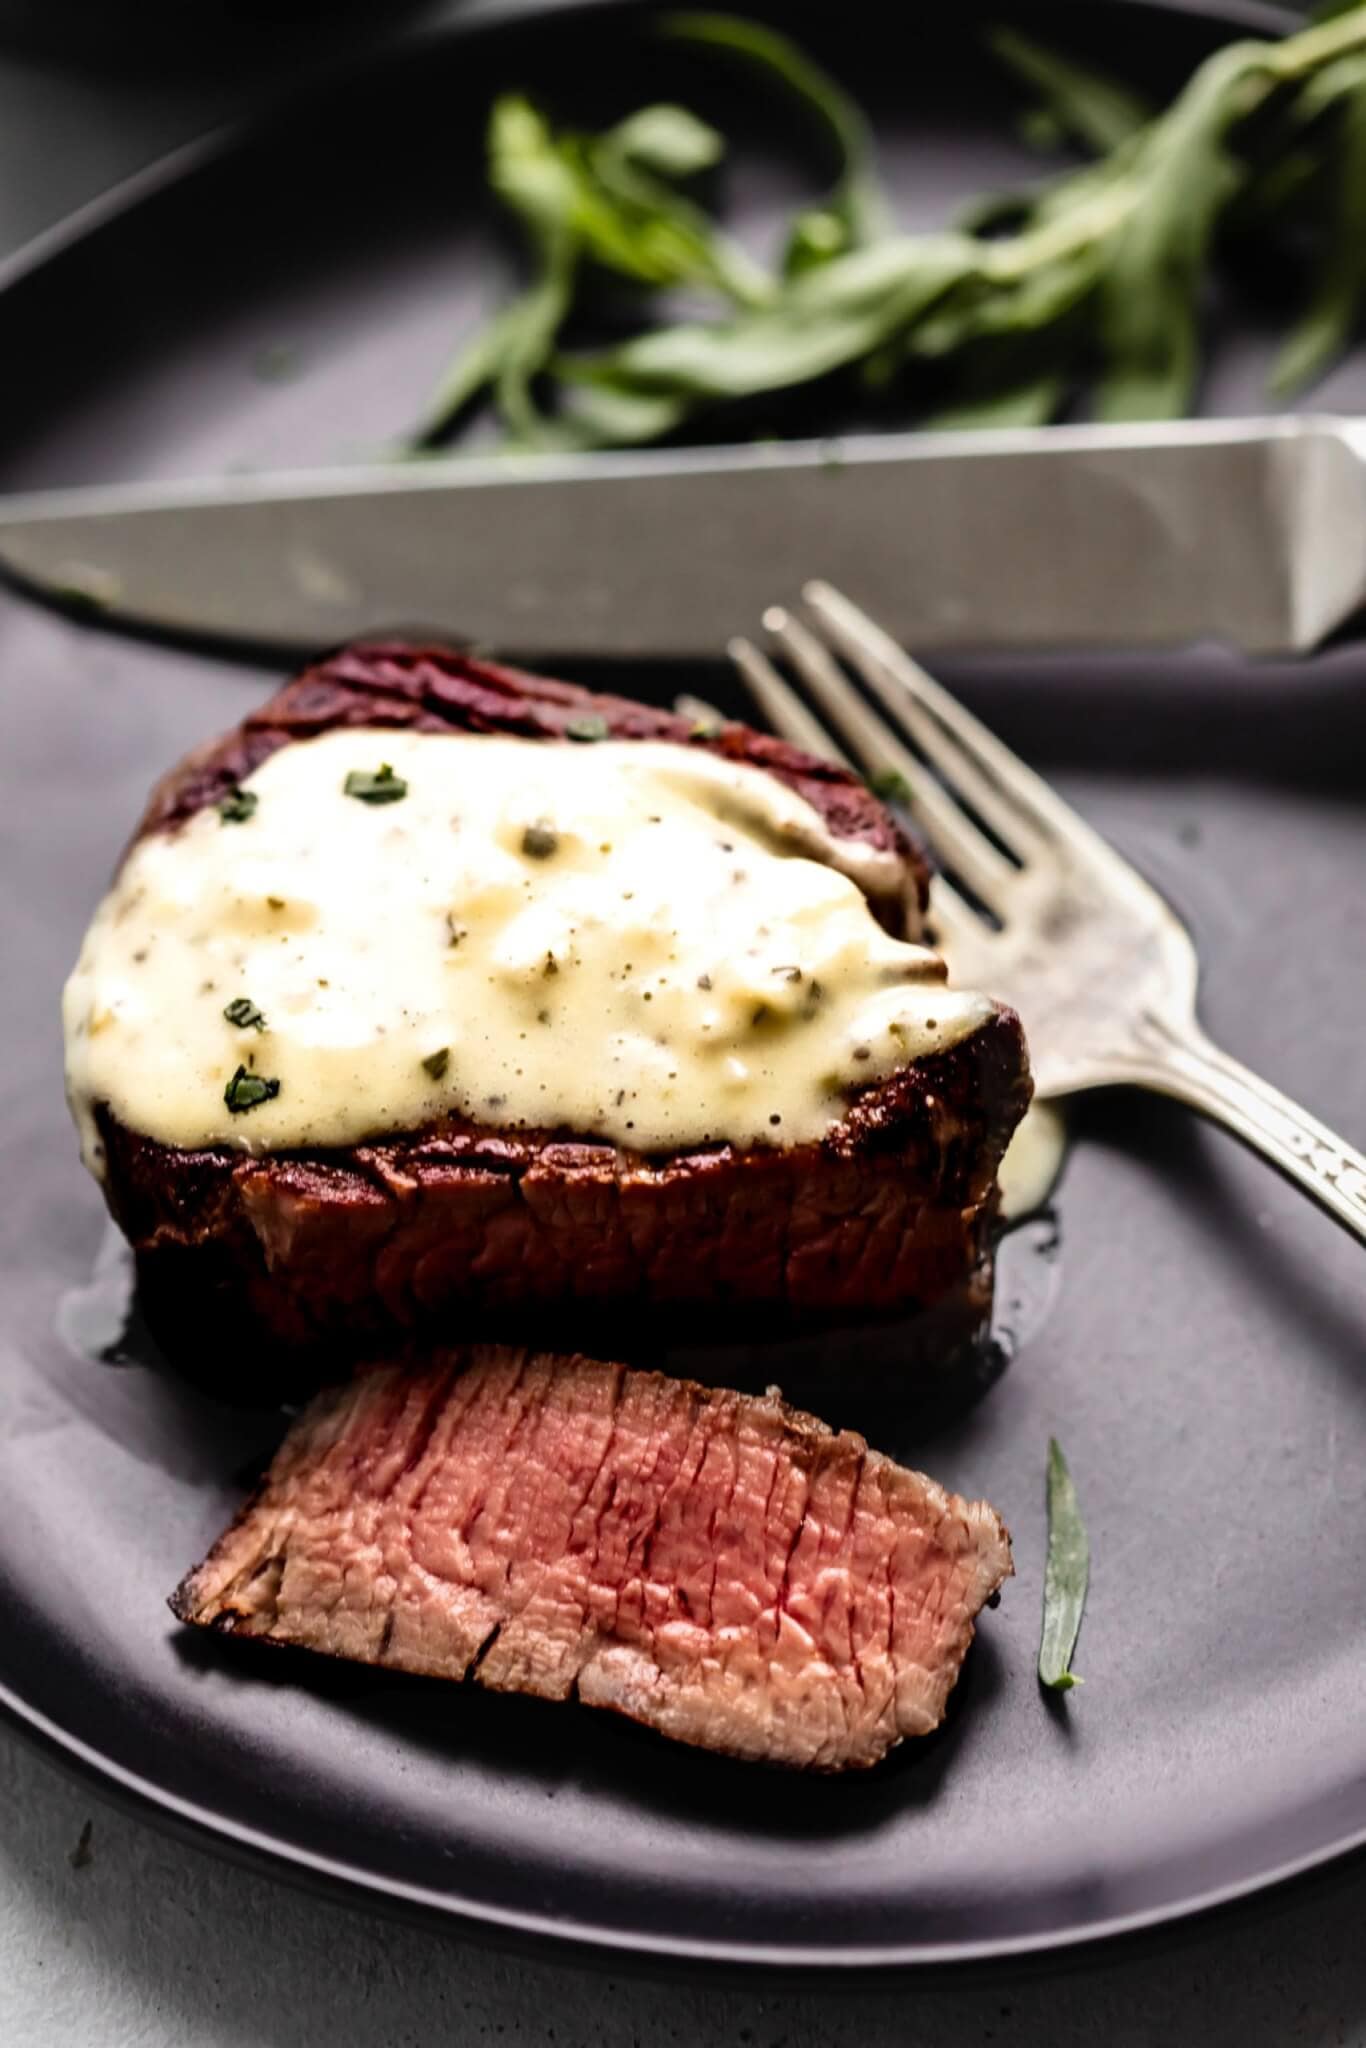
top-left (171, 1345), bottom-right (1012, 1771)
top-left (78, 643), bottom-right (1031, 1376)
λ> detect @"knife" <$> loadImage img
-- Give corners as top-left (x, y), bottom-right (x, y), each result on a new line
top-left (1, 415), bottom-right (1363, 661)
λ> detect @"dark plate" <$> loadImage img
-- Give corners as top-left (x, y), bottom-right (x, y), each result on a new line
top-left (2, 0), bottom-right (1365, 1976)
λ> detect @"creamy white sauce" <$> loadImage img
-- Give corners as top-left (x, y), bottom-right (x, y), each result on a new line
top-left (996, 1101), bottom-right (1067, 1222)
top-left (63, 729), bottom-right (996, 1171)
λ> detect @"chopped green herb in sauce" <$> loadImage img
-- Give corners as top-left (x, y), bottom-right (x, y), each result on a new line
top-left (1038, 1436), bottom-right (1090, 1692)
top-left (422, 1047), bottom-right (451, 1080)
top-left (223, 1065), bottom-right (281, 1114)
top-left (565, 715), bottom-right (609, 743)
top-left (868, 768), bottom-right (911, 807)
top-left (521, 820), bottom-right (560, 859)
top-left (217, 786), bottom-right (258, 825)
top-left (344, 764), bottom-right (408, 805)
top-left (223, 997), bottom-right (266, 1032)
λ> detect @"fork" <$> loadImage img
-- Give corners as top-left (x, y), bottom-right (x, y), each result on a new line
top-left (730, 581), bottom-right (1366, 1245)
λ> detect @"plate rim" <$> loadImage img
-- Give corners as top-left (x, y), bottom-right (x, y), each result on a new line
top-left (0, 0), bottom-right (1302, 301)
top-left (6, 0), bottom-right (1363, 1979)
top-left (4, 1672), bottom-right (1364, 1978)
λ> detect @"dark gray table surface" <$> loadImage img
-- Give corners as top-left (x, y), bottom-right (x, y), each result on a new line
top-left (2, 11), bottom-right (1364, 2044)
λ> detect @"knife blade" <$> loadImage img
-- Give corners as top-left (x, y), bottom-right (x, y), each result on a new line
top-left (1, 416), bottom-right (1363, 661)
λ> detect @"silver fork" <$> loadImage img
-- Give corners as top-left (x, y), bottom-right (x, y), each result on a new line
top-left (730, 580), bottom-right (1366, 1245)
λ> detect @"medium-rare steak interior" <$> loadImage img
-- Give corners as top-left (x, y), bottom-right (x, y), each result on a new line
top-left (61, 643), bottom-right (1031, 1368)
top-left (172, 1345), bottom-right (1013, 1771)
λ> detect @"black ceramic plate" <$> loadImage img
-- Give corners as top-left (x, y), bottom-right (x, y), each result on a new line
top-left (2, 0), bottom-right (1365, 1975)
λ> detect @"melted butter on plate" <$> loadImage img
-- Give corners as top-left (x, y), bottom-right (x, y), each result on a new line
top-left (995, 1100), bottom-right (1067, 1221)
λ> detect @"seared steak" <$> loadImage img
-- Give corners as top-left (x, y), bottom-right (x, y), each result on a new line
top-left (131, 642), bottom-right (928, 916)
top-left (172, 1345), bottom-right (1012, 1770)
top-left (86, 644), bottom-right (1031, 1371)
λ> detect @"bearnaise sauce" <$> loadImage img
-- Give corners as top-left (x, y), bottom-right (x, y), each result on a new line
top-left (63, 729), bottom-right (995, 1174)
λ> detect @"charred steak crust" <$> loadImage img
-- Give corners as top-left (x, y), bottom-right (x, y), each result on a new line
top-left (98, 1011), bottom-right (1028, 1356)
top-left (170, 1345), bottom-right (1014, 1771)
top-left (93, 642), bottom-right (1031, 1359)
top-left (132, 641), bottom-right (929, 920)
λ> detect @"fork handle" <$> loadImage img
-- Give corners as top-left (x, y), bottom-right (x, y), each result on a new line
top-left (1130, 1015), bottom-right (1366, 1244)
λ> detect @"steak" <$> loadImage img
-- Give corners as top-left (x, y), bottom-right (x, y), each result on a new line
top-left (171, 1344), bottom-right (1012, 1770)
top-left (87, 643), bottom-right (1031, 1374)
top-left (131, 641), bottom-right (929, 918)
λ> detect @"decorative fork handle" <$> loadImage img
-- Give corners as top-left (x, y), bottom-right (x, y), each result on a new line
top-left (1131, 1013), bottom-right (1366, 1244)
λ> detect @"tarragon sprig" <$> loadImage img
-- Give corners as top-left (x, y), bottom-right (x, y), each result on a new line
top-left (408, 4), bottom-right (1366, 452)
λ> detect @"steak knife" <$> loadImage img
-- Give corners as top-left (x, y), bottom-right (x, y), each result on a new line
top-left (1, 416), bottom-right (1363, 660)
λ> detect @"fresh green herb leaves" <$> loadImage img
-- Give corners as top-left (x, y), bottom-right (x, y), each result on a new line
top-left (990, 27), bottom-right (1153, 155)
top-left (410, 86), bottom-right (768, 448)
top-left (923, 370), bottom-right (1067, 432)
top-left (217, 786), bottom-right (258, 825)
top-left (406, 5), bottom-right (1366, 450)
top-left (1092, 40), bottom-right (1262, 422)
top-left (1269, 49), bottom-right (1366, 393)
top-left (1039, 1436), bottom-right (1089, 1691)
top-left (344, 763), bottom-right (408, 805)
top-left (223, 1066), bottom-right (281, 1115)
top-left (223, 997), bottom-right (266, 1032)
top-left (422, 1047), bottom-right (451, 1080)
top-left (662, 12), bottom-right (893, 271)
top-left (561, 234), bottom-right (977, 416)
top-left (565, 715), bottom-right (610, 742)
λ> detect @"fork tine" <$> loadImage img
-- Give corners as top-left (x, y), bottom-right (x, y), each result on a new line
top-left (732, 632), bottom-right (994, 962)
top-left (803, 580), bottom-right (1112, 863)
top-left (803, 601), bottom-right (1045, 861)
top-left (727, 636), bottom-right (852, 767)
top-left (924, 872), bottom-right (984, 954)
top-left (762, 605), bottom-right (1016, 911)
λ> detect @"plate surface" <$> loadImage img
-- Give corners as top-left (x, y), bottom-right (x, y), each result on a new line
top-left (1, 0), bottom-right (1365, 1973)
